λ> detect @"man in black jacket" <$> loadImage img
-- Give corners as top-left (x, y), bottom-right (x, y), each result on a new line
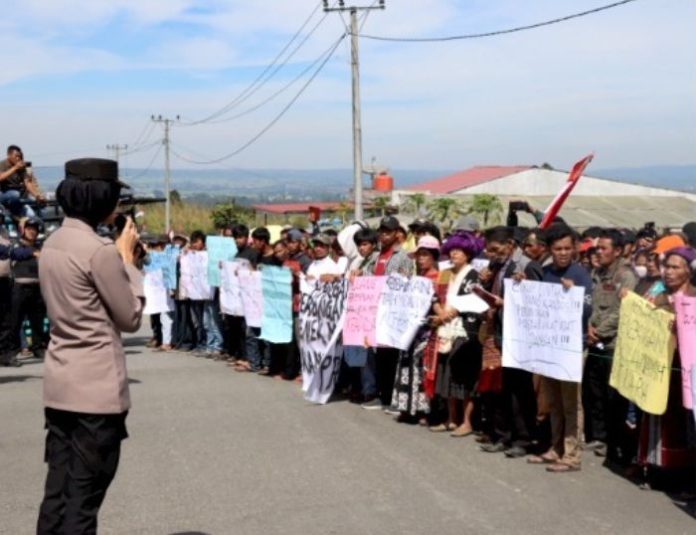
top-left (480, 226), bottom-right (543, 458)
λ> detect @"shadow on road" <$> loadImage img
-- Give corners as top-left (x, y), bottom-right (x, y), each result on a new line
top-left (123, 336), bottom-right (151, 347)
top-left (169, 532), bottom-right (211, 535)
top-left (0, 374), bottom-right (41, 384)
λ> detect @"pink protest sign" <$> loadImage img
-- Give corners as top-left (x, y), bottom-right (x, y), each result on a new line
top-left (674, 293), bottom-right (696, 409)
top-left (343, 276), bottom-right (386, 347)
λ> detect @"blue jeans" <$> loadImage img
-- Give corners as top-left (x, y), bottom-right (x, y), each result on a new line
top-left (0, 190), bottom-right (36, 218)
top-left (245, 326), bottom-right (270, 371)
top-left (360, 349), bottom-right (377, 398)
top-left (203, 300), bottom-right (223, 352)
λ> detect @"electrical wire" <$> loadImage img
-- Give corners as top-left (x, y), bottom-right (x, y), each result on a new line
top-left (356, 0), bottom-right (640, 42)
top-left (123, 140), bottom-right (161, 156)
top-left (129, 143), bottom-right (163, 180)
top-left (180, 1), bottom-right (327, 126)
top-left (192, 37), bottom-right (344, 125)
top-left (171, 32), bottom-right (346, 165)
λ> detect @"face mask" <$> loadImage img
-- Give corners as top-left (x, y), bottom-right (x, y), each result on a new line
top-left (634, 265), bottom-right (647, 279)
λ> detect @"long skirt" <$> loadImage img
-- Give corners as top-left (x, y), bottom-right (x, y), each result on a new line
top-left (391, 331), bottom-right (431, 416)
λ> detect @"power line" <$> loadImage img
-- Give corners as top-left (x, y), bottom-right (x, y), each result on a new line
top-left (180, 1), bottom-right (327, 126)
top-left (172, 33), bottom-right (346, 165)
top-left (356, 0), bottom-right (640, 43)
top-left (129, 144), bottom-right (163, 180)
top-left (192, 37), bottom-right (345, 125)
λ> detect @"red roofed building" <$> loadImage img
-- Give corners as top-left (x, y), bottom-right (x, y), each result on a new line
top-left (407, 166), bottom-right (532, 195)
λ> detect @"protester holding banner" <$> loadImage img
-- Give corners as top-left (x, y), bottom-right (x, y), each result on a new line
top-left (527, 224), bottom-right (593, 473)
top-left (428, 231), bottom-right (484, 437)
top-left (585, 229), bottom-right (638, 462)
top-left (637, 247), bottom-right (696, 480)
top-left (364, 216), bottom-right (414, 411)
top-left (390, 236), bottom-right (440, 423)
top-left (479, 226), bottom-right (542, 457)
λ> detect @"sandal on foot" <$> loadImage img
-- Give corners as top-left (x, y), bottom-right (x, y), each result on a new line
top-left (546, 463), bottom-right (581, 473)
top-left (527, 454), bottom-right (557, 465)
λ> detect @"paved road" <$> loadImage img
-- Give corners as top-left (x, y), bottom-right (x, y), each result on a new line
top-left (1, 331), bottom-right (695, 535)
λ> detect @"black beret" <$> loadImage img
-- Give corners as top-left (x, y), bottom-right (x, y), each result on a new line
top-left (65, 158), bottom-right (129, 188)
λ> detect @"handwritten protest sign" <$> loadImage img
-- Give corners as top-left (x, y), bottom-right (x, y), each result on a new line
top-left (260, 266), bottom-right (293, 344)
top-left (471, 258), bottom-right (490, 273)
top-left (673, 293), bottom-right (696, 409)
top-left (343, 276), bottom-right (386, 347)
top-left (502, 279), bottom-right (584, 382)
top-left (691, 366), bottom-right (696, 425)
top-left (206, 236), bottom-right (238, 287)
top-left (180, 251), bottom-right (213, 300)
top-left (143, 269), bottom-right (173, 315)
top-left (239, 270), bottom-right (263, 328)
top-left (610, 292), bottom-right (675, 415)
top-left (299, 278), bottom-right (348, 404)
top-left (376, 274), bottom-right (434, 351)
top-left (219, 261), bottom-right (244, 316)
top-left (144, 246), bottom-right (178, 290)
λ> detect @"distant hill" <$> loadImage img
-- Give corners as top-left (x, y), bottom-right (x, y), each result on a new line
top-left (594, 165), bottom-right (696, 192)
top-left (32, 164), bottom-right (696, 200)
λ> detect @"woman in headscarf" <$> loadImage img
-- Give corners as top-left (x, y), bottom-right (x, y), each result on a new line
top-left (37, 159), bottom-right (143, 534)
top-left (391, 236), bottom-right (440, 424)
top-left (429, 231), bottom-right (485, 437)
top-left (637, 246), bottom-right (696, 488)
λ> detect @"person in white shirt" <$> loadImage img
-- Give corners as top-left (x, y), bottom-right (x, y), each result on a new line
top-left (306, 234), bottom-right (343, 280)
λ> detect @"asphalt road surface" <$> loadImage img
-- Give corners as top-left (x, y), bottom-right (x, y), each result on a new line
top-left (1, 331), bottom-right (695, 535)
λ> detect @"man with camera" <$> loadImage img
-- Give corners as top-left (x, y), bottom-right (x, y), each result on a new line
top-left (0, 145), bottom-right (45, 218)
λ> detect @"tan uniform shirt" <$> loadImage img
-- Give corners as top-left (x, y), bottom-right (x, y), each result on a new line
top-left (39, 218), bottom-right (144, 414)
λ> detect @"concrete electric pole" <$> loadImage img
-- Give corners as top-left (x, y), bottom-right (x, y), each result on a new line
top-left (106, 144), bottom-right (128, 166)
top-left (323, 0), bottom-right (385, 221)
top-left (150, 115), bottom-right (179, 233)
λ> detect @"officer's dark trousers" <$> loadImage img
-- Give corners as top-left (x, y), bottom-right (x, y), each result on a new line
top-left (0, 276), bottom-right (13, 357)
top-left (9, 282), bottom-right (46, 356)
top-left (37, 408), bottom-right (128, 535)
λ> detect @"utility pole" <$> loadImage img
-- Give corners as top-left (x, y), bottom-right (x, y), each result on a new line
top-left (323, 0), bottom-right (385, 221)
top-left (151, 115), bottom-right (179, 233)
top-left (106, 144), bottom-right (128, 166)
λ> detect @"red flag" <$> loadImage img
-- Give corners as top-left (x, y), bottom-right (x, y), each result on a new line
top-left (539, 154), bottom-right (594, 229)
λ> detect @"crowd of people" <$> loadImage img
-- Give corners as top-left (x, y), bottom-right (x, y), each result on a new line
top-left (1, 145), bottom-right (695, 492)
top-left (138, 213), bottom-right (696, 489)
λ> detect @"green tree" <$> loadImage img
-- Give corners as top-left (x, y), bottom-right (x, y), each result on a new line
top-left (427, 197), bottom-right (463, 229)
top-left (210, 202), bottom-right (250, 229)
top-left (170, 189), bottom-right (182, 205)
top-left (372, 196), bottom-right (391, 218)
top-left (403, 193), bottom-right (427, 215)
top-left (467, 194), bottom-right (503, 226)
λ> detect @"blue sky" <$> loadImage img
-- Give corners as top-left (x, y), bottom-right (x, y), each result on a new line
top-left (1, 0), bottom-right (694, 173)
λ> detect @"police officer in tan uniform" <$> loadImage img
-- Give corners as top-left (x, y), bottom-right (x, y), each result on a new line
top-left (37, 158), bottom-right (144, 534)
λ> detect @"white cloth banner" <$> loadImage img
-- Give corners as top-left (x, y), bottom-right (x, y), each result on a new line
top-left (299, 279), bottom-right (349, 404)
top-left (239, 270), bottom-right (263, 328)
top-left (180, 251), bottom-right (213, 301)
top-left (219, 261), bottom-right (244, 316)
top-left (502, 279), bottom-right (585, 382)
top-left (375, 274), bottom-right (434, 351)
top-left (143, 269), bottom-right (174, 315)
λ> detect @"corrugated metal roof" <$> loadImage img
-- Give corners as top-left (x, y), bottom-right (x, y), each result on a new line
top-left (408, 166), bottom-right (533, 194)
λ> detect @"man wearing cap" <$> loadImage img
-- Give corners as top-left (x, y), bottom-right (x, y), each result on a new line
top-left (37, 158), bottom-right (143, 534)
top-left (307, 233), bottom-right (342, 279)
top-left (4, 217), bottom-right (46, 362)
top-left (361, 216), bottom-right (414, 410)
top-left (287, 228), bottom-right (311, 273)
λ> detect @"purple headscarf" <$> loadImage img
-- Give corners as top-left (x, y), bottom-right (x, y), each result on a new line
top-left (441, 230), bottom-right (485, 259)
top-left (665, 246), bottom-right (696, 271)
